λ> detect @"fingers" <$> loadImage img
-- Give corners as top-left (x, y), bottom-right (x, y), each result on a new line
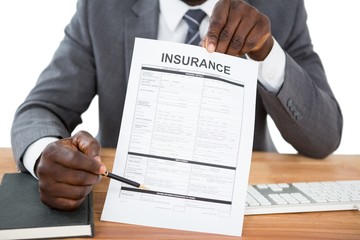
top-left (203, 0), bottom-right (273, 61)
top-left (203, 0), bottom-right (231, 52)
top-left (246, 29), bottom-right (273, 61)
top-left (35, 131), bottom-right (105, 210)
top-left (40, 157), bottom-right (101, 186)
top-left (225, 3), bottom-right (260, 56)
top-left (72, 130), bottom-right (101, 160)
top-left (72, 131), bottom-right (106, 174)
top-left (39, 138), bottom-right (104, 175)
top-left (39, 183), bottom-right (92, 211)
top-left (41, 196), bottom-right (87, 211)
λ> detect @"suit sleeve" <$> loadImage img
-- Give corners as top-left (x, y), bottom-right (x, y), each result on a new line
top-left (257, 0), bottom-right (343, 158)
top-left (11, 0), bottom-right (96, 171)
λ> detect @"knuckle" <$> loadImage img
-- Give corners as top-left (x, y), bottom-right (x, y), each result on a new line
top-left (246, 37), bottom-right (258, 50)
top-left (38, 179), bottom-right (51, 191)
top-left (41, 141), bottom-right (58, 159)
top-left (88, 137), bottom-right (101, 149)
top-left (73, 131), bottom-right (101, 156)
top-left (90, 160), bottom-right (101, 173)
top-left (260, 14), bottom-right (270, 25)
top-left (73, 169), bottom-right (98, 185)
top-left (39, 194), bottom-right (51, 207)
top-left (239, 0), bottom-right (254, 13)
top-left (248, 7), bottom-right (260, 18)
top-left (219, 26), bottom-right (232, 41)
top-left (75, 187), bottom-right (87, 199)
top-left (62, 200), bottom-right (82, 211)
top-left (231, 0), bottom-right (244, 12)
top-left (38, 181), bottom-right (56, 199)
top-left (74, 130), bottom-right (90, 138)
top-left (40, 192), bottom-right (83, 211)
top-left (255, 14), bottom-right (271, 31)
top-left (207, 31), bottom-right (219, 42)
top-left (73, 171), bottom-right (87, 185)
top-left (209, 17), bottom-right (224, 31)
top-left (231, 36), bottom-right (244, 49)
top-left (36, 162), bottom-right (46, 177)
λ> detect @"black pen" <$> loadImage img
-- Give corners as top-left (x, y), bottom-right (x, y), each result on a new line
top-left (102, 171), bottom-right (148, 190)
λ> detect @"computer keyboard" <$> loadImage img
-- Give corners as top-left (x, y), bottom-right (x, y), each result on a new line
top-left (245, 180), bottom-right (360, 215)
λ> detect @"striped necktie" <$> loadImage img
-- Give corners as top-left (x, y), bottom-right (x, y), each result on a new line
top-left (183, 9), bottom-right (207, 45)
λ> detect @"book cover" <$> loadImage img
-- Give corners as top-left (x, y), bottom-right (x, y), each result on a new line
top-left (0, 173), bottom-right (94, 239)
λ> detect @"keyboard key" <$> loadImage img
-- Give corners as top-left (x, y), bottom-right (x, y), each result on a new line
top-left (278, 183), bottom-right (289, 188)
top-left (268, 194), bottom-right (287, 205)
top-left (269, 185), bottom-right (283, 192)
top-left (245, 180), bottom-right (360, 215)
top-left (256, 184), bottom-right (268, 189)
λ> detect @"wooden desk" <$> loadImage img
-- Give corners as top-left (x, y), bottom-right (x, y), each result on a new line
top-left (1, 148), bottom-right (359, 239)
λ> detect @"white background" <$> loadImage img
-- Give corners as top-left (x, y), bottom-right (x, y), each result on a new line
top-left (0, 1), bottom-right (359, 154)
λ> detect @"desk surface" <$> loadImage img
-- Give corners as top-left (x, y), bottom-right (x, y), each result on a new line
top-left (1, 148), bottom-right (359, 240)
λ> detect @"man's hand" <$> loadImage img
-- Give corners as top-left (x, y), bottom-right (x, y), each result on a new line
top-left (202, 0), bottom-right (274, 61)
top-left (35, 131), bottom-right (106, 211)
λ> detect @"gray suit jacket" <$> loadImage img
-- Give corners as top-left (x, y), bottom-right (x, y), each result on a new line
top-left (11, 0), bottom-right (343, 172)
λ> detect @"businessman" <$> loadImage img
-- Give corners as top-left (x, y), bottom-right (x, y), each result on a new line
top-left (11, 0), bottom-right (343, 210)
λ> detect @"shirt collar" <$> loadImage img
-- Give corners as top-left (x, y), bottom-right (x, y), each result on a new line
top-left (159, 0), bottom-right (218, 32)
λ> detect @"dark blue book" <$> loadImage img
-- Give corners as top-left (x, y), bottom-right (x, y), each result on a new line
top-left (0, 173), bottom-right (94, 239)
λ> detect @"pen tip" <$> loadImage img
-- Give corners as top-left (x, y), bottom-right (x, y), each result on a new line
top-left (139, 184), bottom-right (149, 190)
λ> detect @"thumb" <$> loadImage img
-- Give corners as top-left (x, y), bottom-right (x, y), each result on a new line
top-left (201, 35), bottom-right (216, 53)
top-left (93, 155), bottom-right (107, 175)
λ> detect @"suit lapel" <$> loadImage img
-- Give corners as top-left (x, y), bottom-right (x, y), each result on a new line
top-left (124, 0), bottom-right (159, 81)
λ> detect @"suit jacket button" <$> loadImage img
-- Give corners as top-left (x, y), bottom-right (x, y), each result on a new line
top-left (295, 112), bottom-right (302, 120)
top-left (287, 98), bottom-right (293, 107)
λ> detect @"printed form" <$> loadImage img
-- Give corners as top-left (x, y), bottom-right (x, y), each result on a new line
top-left (101, 38), bottom-right (258, 237)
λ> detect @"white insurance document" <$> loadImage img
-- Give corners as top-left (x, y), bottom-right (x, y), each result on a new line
top-left (101, 38), bottom-right (258, 237)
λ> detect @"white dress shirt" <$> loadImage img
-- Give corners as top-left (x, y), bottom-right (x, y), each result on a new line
top-left (23, 0), bottom-right (286, 178)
